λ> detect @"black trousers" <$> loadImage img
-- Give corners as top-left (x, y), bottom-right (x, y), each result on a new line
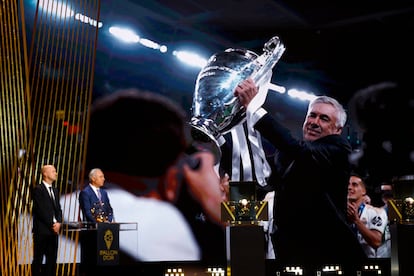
top-left (32, 233), bottom-right (58, 276)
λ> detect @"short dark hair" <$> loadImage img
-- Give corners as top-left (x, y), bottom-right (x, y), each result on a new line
top-left (350, 171), bottom-right (366, 187)
top-left (86, 88), bottom-right (188, 177)
top-left (349, 171), bottom-right (372, 194)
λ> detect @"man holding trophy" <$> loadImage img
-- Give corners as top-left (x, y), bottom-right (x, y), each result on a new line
top-left (233, 81), bottom-right (367, 272)
top-left (189, 36), bottom-right (285, 262)
top-left (189, 36), bottom-right (367, 273)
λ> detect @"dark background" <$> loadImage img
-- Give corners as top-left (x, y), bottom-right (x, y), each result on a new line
top-left (94, 0), bottom-right (414, 104)
top-left (93, 0), bottom-right (414, 144)
top-left (18, 1), bottom-right (414, 267)
top-left (24, 0), bottom-right (414, 136)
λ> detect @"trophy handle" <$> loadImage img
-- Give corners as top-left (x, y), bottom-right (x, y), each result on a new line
top-left (249, 36), bottom-right (286, 85)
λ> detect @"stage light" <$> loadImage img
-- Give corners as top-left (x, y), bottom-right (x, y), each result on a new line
top-left (139, 38), bottom-right (161, 50)
top-left (75, 13), bottom-right (103, 28)
top-left (38, 0), bottom-right (74, 18)
top-left (207, 266), bottom-right (225, 276)
top-left (287, 88), bottom-right (317, 102)
top-left (109, 26), bottom-right (140, 43)
top-left (321, 264), bottom-right (343, 274)
top-left (165, 267), bottom-right (184, 276)
top-left (172, 50), bottom-right (207, 68)
top-left (284, 265), bottom-right (304, 275)
top-left (159, 45), bottom-right (168, 53)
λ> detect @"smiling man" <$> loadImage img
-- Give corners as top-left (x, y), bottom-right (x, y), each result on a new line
top-left (234, 78), bottom-right (367, 274)
top-left (347, 173), bottom-right (388, 258)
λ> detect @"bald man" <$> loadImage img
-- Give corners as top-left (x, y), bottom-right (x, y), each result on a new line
top-left (31, 165), bottom-right (63, 276)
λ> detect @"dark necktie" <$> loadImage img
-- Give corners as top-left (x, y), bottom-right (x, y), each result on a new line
top-left (49, 187), bottom-right (58, 221)
top-left (49, 186), bottom-right (55, 201)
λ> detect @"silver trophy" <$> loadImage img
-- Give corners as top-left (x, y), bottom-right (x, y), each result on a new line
top-left (189, 36), bottom-right (286, 161)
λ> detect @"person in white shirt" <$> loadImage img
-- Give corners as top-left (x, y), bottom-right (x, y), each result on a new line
top-left (375, 189), bottom-right (393, 258)
top-left (347, 173), bottom-right (388, 258)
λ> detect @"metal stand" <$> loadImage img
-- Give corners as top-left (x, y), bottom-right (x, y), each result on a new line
top-left (390, 223), bottom-right (414, 276)
top-left (221, 181), bottom-right (269, 276)
top-left (226, 225), bottom-right (266, 276)
top-left (388, 176), bottom-right (414, 276)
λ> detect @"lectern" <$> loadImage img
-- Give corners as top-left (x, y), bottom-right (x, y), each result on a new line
top-left (63, 221), bottom-right (137, 275)
top-left (221, 181), bottom-right (268, 276)
top-left (388, 176), bottom-right (414, 276)
top-left (80, 222), bottom-right (120, 266)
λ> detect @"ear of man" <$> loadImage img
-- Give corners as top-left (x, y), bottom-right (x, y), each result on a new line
top-left (164, 166), bottom-right (180, 202)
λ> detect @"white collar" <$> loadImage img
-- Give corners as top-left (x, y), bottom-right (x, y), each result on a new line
top-left (89, 183), bottom-right (100, 193)
top-left (42, 181), bottom-right (52, 188)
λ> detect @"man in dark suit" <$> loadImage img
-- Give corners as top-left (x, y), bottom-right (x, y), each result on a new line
top-left (235, 78), bottom-right (367, 274)
top-left (32, 164), bottom-right (63, 276)
top-left (79, 168), bottom-right (113, 223)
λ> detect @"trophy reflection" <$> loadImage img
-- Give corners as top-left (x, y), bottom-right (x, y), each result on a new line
top-left (189, 36), bottom-right (285, 162)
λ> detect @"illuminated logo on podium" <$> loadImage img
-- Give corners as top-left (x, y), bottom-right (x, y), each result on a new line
top-left (104, 229), bottom-right (113, 249)
top-left (97, 223), bottom-right (119, 265)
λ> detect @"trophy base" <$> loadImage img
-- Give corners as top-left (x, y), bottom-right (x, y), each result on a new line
top-left (221, 180), bottom-right (268, 224)
top-left (189, 124), bottom-right (223, 164)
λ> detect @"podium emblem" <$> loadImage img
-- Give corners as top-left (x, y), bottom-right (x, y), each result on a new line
top-left (104, 229), bottom-right (113, 250)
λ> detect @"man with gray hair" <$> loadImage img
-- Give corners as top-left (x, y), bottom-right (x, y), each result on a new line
top-left (235, 78), bottom-right (366, 274)
top-left (79, 168), bottom-right (114, 223)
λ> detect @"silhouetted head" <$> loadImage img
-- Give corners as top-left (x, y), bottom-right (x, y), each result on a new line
top-left (349, 80), bottom-right (414, 185)
top-left (86, 88), bottom-right (188, 177)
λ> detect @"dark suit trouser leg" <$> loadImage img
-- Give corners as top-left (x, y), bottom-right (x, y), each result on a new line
top-left (32, 234), bottom-right (58, 276)
top-left (32, 234), bottom-right (45, 276)
top-left (44, 234), bottom-right (58, 276)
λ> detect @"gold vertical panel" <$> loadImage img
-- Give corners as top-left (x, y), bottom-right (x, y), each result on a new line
top-left (1, 1), bottom-right (32, 275)
top-left (1, 1), bottom-right (100, 275)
